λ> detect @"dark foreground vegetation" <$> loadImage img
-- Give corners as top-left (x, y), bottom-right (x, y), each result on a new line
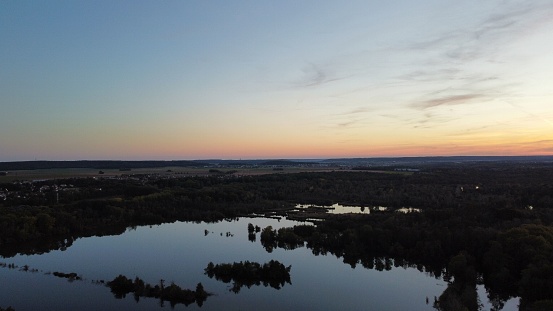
top-left (1, 161), bottom-right (553, 310)
top-left (205, 260), bottom-right (291, 293)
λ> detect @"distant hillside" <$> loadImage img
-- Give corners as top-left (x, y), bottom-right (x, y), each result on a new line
top-left (0, 160), bottom-right (205, 171)
top-left (1, 156), bottom-right (551, 171)
top-left (322, 156), bottom-right (553, 166)
top-left (196, 159), bottom-right (314, 166)
top-left (260, 160), bottom-right (312, 166)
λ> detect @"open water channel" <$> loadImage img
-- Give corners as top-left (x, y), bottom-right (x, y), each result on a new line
top-left (0, 215), bottom-right (518, 310)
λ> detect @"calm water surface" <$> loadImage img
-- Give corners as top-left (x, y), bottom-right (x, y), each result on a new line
top-left (0, 218), bottom-right (517, 310)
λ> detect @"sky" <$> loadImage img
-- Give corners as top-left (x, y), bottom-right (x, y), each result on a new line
top-left (1, 0), bottom-right (553, 161)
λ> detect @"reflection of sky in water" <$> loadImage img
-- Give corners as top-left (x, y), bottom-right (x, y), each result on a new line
top-left (0, 218), bottom-right (517, 310)
top-left (296, 204), bottom-right (425, 215)
top-left (328, 203), bottom-right (371, 214)
top-left (296, 203), bottom-right (373, 214)
top-left (396, 207), bottom-right (422, 213)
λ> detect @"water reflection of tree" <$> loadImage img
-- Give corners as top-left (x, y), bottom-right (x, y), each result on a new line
top-left (247, 223), bottom-right (258, 242)
top-left (205, 260), bottom-right (291, 293)
top-left (433, 253), bottom-right (479, 311)
top-left (248, 232), bottom-right (256, 242)
top-left (260, 226), bottom-right (306, 253)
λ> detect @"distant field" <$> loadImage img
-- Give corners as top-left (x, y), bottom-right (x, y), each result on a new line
top-left (0, 166), bottom-right (343, 181)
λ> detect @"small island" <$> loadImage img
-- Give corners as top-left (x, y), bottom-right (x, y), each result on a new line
top-left (107, 275), bottom-right (210, 307)
top-left (205, 260), bottom-right (291, 293)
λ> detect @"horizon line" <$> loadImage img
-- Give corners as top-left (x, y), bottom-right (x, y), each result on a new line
top-left (2, 154), bottom-right (553, 163)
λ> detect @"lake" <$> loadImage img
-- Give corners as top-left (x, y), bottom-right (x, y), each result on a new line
top-left (0, 217), bottom-right (517, 310)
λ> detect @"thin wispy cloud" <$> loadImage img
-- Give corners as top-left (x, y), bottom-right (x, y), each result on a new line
top-left (397, 68), bottom-right (461, 82)
top-left (413, 94), bottom-right (486, 109)
top-left (294, 62), bottom-right (353, 88)
top-left (504, 101), bottom-right (553, 128)
top-left (337, 120), bottom-right (359, 128)
top-left (332, 107), bottom-right (372, 116)
top-left (408, 1), bottom-right (553, 62)
top-left (301, 63), bottom-right (327, 87)
top-left (447, 125), bottom-right (493, 137)
top-left (411, 112), bottom-right (458, 129)
top-left (399, 0), bottom-right (553, 116)
top-left (330, 113), bottom-right (371, 130)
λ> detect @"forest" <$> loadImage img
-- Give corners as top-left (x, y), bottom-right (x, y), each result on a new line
top-left (0, 162), bottom-right (552, 310)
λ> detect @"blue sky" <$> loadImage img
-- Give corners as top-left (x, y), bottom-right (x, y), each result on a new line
top-left (1, 0), bottom-right (552, 160)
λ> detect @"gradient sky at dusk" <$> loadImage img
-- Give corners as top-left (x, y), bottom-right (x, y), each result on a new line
top-left (1, 0), bottom-right (553, 161)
